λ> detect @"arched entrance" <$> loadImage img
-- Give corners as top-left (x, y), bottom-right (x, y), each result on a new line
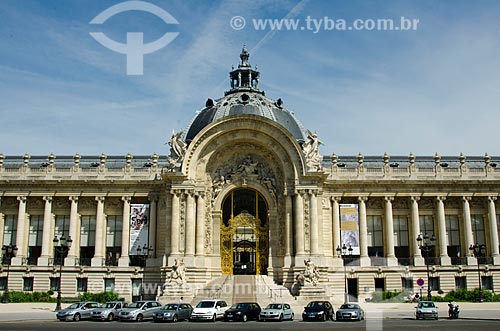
top-left (220, 188), bottom-right (269, 275)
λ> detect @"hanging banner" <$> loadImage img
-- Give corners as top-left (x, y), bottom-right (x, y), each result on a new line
top-left (129, 203), bottom-right (150, 255)
top-left (339, 204), bottom-right (360, 255)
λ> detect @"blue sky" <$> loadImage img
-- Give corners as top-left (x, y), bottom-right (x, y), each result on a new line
top-left (1, 0), bottom-right (499, 157)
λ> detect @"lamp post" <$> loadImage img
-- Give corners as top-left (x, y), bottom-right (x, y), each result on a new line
top-left (53, 235), bottom-right (72, 311)
top-left (469, 243), bottom-right (486, 302)
top-left (416, 233), bottom-right (436, 301)
top-left (136, 244), bottom-right (152, 300)
top-left (336, 244), bottom-right (353, 303)
top-left (1, 244), bottom-right (18, 303)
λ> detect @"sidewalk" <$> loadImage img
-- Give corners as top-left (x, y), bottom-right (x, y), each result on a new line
top-left (0, 302), bottom-right (55, 322)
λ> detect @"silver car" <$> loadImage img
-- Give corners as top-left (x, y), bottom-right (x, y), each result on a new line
top-left (259, 303), bottom-right (294, 321)
top-left (118, 300), bottom-right (162, 322)
top-left (415, 301), bottom-right (439, 320)
top-left (336, 303), bottom-right (365, 321)
top-left (91, 301), bottom-right (127, 321)
top-left (56, 302), bottom-right (100, 321)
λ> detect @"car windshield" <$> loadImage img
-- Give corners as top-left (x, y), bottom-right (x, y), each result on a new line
top-left (307, 302), bottom-right (324, 308)
top-left (196, 301), bottom-right (215, 308)
top-left (266, 304), bottom-right (282, 310)
top-left (230, 303), bottom-right (249, 309)
top-left (104, 303), bottom-right (116, 308)
top-left (128, 302), bottom-right (145, 308)
top-left (419, 302), bottom-right (435, 308)
top-left (67, 303), bottom-right (82, 309)
top-left (340, 304), bottom-right (358, 309)
top-left (163, 304), bottom-right (178, 310)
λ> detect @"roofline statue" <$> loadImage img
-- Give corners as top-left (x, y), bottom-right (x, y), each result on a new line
top-left (166, 130), bottom-right (187, 171)
top-left (302, 129), bottom-right (323, 172)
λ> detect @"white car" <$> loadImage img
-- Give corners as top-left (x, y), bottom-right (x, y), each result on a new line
top-left (190, 300), bottom-right (229, 322)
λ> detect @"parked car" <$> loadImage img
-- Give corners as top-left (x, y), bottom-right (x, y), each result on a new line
top-left (56, 302), bottom-right (100, 321)
top-left (302, 301), bottom-right (335, 321)
top-left (224, 302), bottom-right (261, 322)
top-left (91, 301), bottom-right (127, 321)
top-left (259, 303), bottom-right (294, 321)
top-left (415, 301), bottom-right (438, 320)
top-left (336, 303), bottom-right (365, 321)
top-left (118, 300), bottom-right (162, 322)
top-left (153, 303), bottom-right (193, 322)
top-left (190, 300), bottom-right (229, 322)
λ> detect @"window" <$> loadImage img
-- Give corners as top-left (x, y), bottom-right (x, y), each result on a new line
top-left (0, 277), bottom-right (6, 290)
top-left (3, 215), bottom-right (17, 246)
top-left (28, 215), bottom-right (43, 265)
top-left (367, 215), bottom-right (384, 258)
top-left (80, 216), bottom-right (96, 265)
top-left (455, 276), bottom-right (466, 290)
top-left (104, 278), bottom-right (115, 292)
top-left (446, 215), bottom-right (461, 263)
top-left (55, 215), bottom-right (70, 239)
top-left (374, 278), bottom-right (385, 291)
top-left (50, 277), bottom-right (60, 291)
top-left (482, 276), bottom-right (493, 291)
top-left (429, 277), bottom-right (440, 291)
top-left (394, 216), bottom-right (410, 260)
top-left (106, 216), bottom-right (122, 266)
top-left (402, 277), bottom-right (413, 291)
top-left (472, 214), bottom-right (486, 245)
top-left (77, 278), bottom-right (88, 292)
top-left (23, 277), bottom-right (34, 291)
top-left (419, 215), bottom-right (435, 237)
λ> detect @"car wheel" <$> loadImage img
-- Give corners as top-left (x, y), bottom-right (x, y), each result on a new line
top-left (73, 313), bottom-right (81, 322)
top-left (212, 314), bottom-right (216, 322)
top-left (323, 314), bottom-right (327, 321)
top-left (242, 314), bottom-right (247, 322)
top-left (136, 314), bottom-right (143, 322)
top-left (107, 313), bottom-right (114, 322)
top-left (279, 314), bottom-right (283, 322)
top-left (290, 313), bottom-right (294, 321)
top-left (173, 315), bottom-right (178, 323)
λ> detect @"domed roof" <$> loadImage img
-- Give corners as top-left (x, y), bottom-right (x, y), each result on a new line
top-left (185, 46), bottom-right (306, 143)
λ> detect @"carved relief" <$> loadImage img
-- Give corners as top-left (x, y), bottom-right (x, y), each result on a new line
top-left (204, 187), bottom-right (212, 254)
top-left (469, 197), bottom-right (486, 209)
top-left (419, 197), bottom-right (435, 210)
top-left (445, 197), bottom-right (460, 209)
top-left (392, 198), bottom-right (409, 210)
top-left (303, 193), bottom-right (310, 252)
top-left (27, 197), bottom-right (43, 210)
top-left (1, 197), bottom-right (18, 209)
top-left (79, 197), bottom-right (97, 210)
top-left (179, 194), bottom-right (186, 252)
top-left (367, 198), bottom-right (383, 210)
top-left (53, 197), bottom-right (70, 210)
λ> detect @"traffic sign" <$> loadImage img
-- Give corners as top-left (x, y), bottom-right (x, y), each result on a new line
top-left (416, 278), bottom-right (424, 286)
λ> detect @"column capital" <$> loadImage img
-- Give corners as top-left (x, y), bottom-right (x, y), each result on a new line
top-left (170, 189), bottom-right (181, 196)
top-left (121, 196), bottom-right (131, 202)
top-left (69, 196), bottom-right (79, 202)
top-left (462, 196), bottom-right (472, 202)
top-left (436, 196), bottom-right (446, 202)
top-left (43, 196), bottom-right (53, 202)
top-left (384, 196), bottom-right (394, 202)
top-left (195, 191), bottom-right (206, 199)
top-left (330, 196), bottom-right (342, 202)
top-left (95, 196), bottom-right (106, 202)
top-left (358, 196), bottom-right (368, 202)
top-left (410, 195), bottom-right (421, 202)
top-left (17, 195), bottom-right (27, 202)
top-left (488, 196), bottom-right (498, 202)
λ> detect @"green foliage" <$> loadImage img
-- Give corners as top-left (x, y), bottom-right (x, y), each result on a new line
top-left (0, 291), bottom-right (55, 303)
top-left (437, 289), bottom-right (444, 295)
top-left (77, 291), bottom-right (123, 303)
top-left (437, 288), bottom-right (499, 302)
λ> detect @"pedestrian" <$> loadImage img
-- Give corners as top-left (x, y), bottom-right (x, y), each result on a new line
top-left (179, 296), bottom-right (183, 304)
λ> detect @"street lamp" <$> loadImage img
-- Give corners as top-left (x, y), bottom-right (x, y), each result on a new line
top-left (53, 235), bottom-right (72, 312)
top-left (136, 244), bottom-right (153, 300)
top-left (336, 244), bottom-right (353, 303)
top-left (416, 233), bottom-right (436, 301)
top-left (469, 243), bottom-right (486, 302)
top-left (1, 244), bottom-right (18, 303)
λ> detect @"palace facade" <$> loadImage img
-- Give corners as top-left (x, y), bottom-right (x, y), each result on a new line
top-left (1, 47), bottom-right (499, 302)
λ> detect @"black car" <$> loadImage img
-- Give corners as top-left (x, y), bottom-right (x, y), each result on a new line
top-left (224, 302), bottom-right (261, 322)
top-left (302, 301), bottom-right (335, 321)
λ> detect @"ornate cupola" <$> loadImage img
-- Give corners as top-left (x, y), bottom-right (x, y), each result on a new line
top-left (226, 45), bottom-right (262, 95)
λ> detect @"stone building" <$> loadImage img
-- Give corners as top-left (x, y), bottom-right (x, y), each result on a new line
top-left (1, 47), bottom-right (499, 302)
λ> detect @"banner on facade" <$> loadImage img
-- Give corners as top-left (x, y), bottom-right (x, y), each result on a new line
top-left (129, 203), bottom-right (150, 255)
top-left (339, 204), bottom-right (360, 255)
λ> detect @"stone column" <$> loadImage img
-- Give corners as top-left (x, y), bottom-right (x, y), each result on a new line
top-left (185, 191), bottom-right (196, 256)
top-left (358, 196), bottom-right (370, 266)
top-left (170, 190), bottom-right (180, 255)
top-left (0, 198), bottom-right (4, 251)
top-left (294, 191), bottom-right (305, 256)
top-left (332, 197), bottom-right (341, 257)
top-left (91, 196), bottom-right (105, 267)
top-left (195, 192), bottom-right (206, 256)
top-left (12, 195), bottom-right (27, 265)
top-left (310, 190), bottom-right (319, 255)
top-left (487, 196), bottom-right (500, 264)
top-left (149, 195), bottom-right (158, 256)
top-left (38, 196), bottom-right (53, 266)
top-left (384, 196), bottom-right (398, 266)
top-left (284, 194), bottom-right (293, 257)
top-left (65, 196), bottom-right (79, 266)
top-left (119, 196), bottom-right (131, 267)
top-left (411, 196), bottom-right (424, 266)
top-left (436, 196), bottom-right (451, 265)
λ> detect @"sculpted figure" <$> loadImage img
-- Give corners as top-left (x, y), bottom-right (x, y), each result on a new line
top-left (166, 258), bottom-right (186, 286)
top-left (166, 130), bottom-right (187, 170)
top-left (302, 130), bottom-right (323, 172)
